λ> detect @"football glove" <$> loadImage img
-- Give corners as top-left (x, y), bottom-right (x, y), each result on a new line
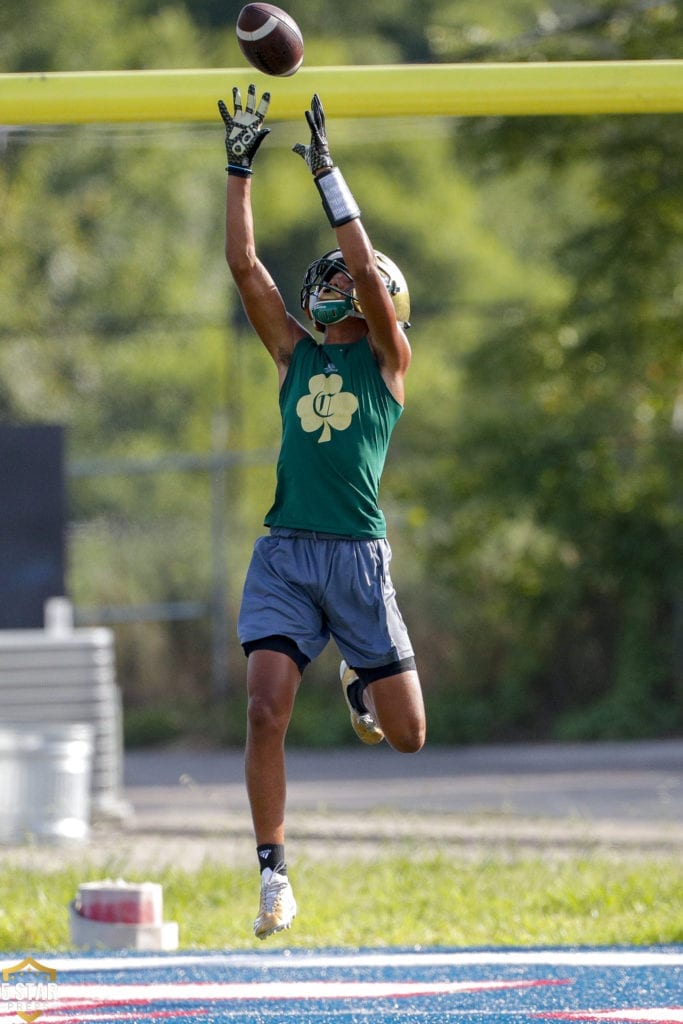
top-left (218, 84), bottom-right (270, 176)
top-left (292, 93), bottom-right (333, 174)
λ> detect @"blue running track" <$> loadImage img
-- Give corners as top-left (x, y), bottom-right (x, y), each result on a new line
top-left (1, 947), bottom-right (681, 1023)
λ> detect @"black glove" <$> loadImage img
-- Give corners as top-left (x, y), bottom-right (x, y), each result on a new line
top-left (294, 93), bottom-right (360, 227)
top-left (292, 94), bottom-right (333, 174)
top-left (218, 84), bottom-right (270, 177)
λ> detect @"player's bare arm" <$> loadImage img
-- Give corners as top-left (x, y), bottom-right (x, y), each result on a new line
top-left (293, 93), bottom-right (411, 403)
top-left (335, 217), bottom-right (412, 395)
top-left (225, 176), bottom-right (306, 374)
top-left (220, 85), bottom-right (311, 379)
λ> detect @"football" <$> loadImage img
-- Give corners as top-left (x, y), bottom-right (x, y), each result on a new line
top-left (236, 3), bottom-right (304, 77)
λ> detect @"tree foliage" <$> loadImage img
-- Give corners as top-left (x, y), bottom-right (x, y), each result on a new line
top-left (0, 0), bottom-right (681, 741)
top-left (413, 0), bottom-right (683, 739)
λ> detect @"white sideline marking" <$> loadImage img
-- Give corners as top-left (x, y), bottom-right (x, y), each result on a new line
top-left (40, 949), bottom-right (683, 973)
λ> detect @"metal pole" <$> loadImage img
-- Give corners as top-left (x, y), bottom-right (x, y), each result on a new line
top-left (210, 412), bottom-right (230, 700)
top-left (672, 395), bottom-right (683, 700)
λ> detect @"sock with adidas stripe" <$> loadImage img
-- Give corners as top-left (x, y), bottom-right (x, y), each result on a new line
top-left (256, 843), bottom-right (286, 875)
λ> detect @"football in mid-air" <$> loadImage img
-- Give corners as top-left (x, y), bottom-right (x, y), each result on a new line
top-left (236, 4), bottom-right (304, 77)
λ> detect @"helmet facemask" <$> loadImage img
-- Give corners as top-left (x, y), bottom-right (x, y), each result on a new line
top-left (301, 249), bottom-right (411, 335)
top-left (301, 254), bottom-right (362, 333)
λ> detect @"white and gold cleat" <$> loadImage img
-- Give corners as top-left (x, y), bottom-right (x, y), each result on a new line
top-left (340, 660), bottom-right (384, 745)
top-left (253, 867), bottom-right (297, 940)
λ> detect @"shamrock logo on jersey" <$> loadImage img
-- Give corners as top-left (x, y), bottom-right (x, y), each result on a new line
top-left (296, 373), bottom-right (359, 443)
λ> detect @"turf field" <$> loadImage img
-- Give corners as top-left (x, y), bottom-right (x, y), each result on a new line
top-left (1, 947), bottom-right (682, 1023)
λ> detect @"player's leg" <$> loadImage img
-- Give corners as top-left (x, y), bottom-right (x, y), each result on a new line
top-left (244, 647), bottom-right (301, 846)
top-left (332, 538), bottom-right (425, 749)
top-left (342, 659), bottom-right (426, 750)
top-left (238, 533), bottom-right (321, 846)
top-left (244, 646), bottom-right (301, 939)
top-left (363, 668), bottom-right (426, 753)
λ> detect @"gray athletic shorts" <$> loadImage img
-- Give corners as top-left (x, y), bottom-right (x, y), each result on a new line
top-left (238, 528), bottom-right (415, 676)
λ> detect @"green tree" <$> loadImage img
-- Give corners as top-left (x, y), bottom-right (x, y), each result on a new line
top-left (407, 0), bottom-right (683, 739)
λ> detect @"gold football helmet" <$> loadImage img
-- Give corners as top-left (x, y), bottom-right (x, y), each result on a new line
top-left (301, 249), bottom-right (411, 330)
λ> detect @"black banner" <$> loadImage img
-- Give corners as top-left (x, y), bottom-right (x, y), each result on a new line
top-left (0, 424), bottom-right (66, 629)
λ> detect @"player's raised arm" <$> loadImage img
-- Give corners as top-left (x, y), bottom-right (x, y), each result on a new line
top-left (219, 85), bottom-right (310, 373)
top-left (293, 93), bottom-right (412, 393)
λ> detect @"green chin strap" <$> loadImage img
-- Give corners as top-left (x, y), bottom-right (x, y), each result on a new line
top-left (311, 295), bottom-right (356, 326)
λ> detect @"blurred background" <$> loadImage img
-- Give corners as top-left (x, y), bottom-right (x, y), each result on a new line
top-left (1, 0), bottom-right (681, 750)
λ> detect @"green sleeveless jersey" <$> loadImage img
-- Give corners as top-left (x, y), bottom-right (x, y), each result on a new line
top-left (264, 336), bottom-right (403, 538)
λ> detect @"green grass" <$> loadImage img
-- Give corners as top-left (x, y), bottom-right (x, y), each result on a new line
top-left (1, 853), bottom-right (681, 952)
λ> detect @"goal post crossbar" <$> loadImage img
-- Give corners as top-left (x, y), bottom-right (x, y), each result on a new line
top-left (1, 61), bottom-right (682, 125)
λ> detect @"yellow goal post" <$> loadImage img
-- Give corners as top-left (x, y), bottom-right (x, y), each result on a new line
top-left (0, 61), bottom-right (682, 125)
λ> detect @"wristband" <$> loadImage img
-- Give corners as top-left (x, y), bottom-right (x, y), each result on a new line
top-left (315, 167), bottom-right (361, 227)
top-left (227, 163), bottom-right (253, 177)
